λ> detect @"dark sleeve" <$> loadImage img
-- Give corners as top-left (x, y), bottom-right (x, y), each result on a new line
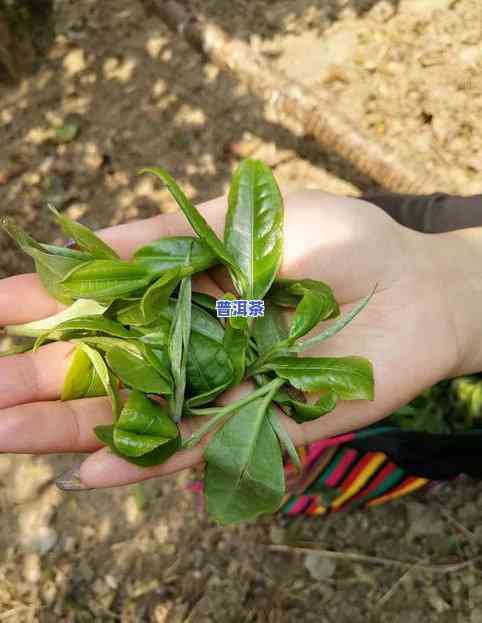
top-left (360, 192), bottom-right (482, 233)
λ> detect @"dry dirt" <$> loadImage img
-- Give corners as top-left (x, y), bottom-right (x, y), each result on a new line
top-left (1, 1), bottom-right (482, 621)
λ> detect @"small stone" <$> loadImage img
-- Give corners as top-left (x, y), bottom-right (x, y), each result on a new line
top-left (105, 574), bottom-right (118, 590)
top-left (125, 495), bottom-right (143, 525)
top-left (65, 203), bottom-right (88, 220)
top-left (304, 552), bottom-right (336, 580)
top-left (153, 604), bottom-right (170, 623)
top-left (83, 142), bottom-right (103, 171)
top-left (23, 553), bottom-right (41, 583)
top-left (25, 126), bottom-right (53, 145)
top-left (63, 48), bottom-right (86, 76)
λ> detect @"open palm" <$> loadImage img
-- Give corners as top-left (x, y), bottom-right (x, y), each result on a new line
top-left (0, 190), bottom-right (459, 488)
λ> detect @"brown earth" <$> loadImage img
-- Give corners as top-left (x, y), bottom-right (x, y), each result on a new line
top-left (1, 1), bottom-right (482, 621)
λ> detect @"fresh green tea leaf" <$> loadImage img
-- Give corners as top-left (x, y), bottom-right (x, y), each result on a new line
top-left (33, 315), bottom-right (138, 350)
top-left (223, 316), bottom-right (248, 385)
top-left (113, 390), bottom-right (178, 457)
top-left (35, 258), bottom-right (83, 304)
top-left (137, 344), bottom-right (172, 381)
top-left (204, 395), bottom-right (285, 524)
top-left (61, 260), bottom-right (153, 301)
top-left (136, 321), bottom-right (171, 348)
top-left (112, 299), bottom-right (145, 326)
top-left (288, 290), bottom-right (330, 342)
top-left (139, 167), bottom-right (246, 293)
top-left (274, 388), bottom-right (338, 422)
top-left (79, 343), bottom-right (121, 418)
top-left (191, 292), bottom-right (217, 313)
top-left (267, 408), bottom-right (301, 470)
top-left (62, 345), bottom-right (106, 400)
top-left (225, 159), bottom-right (283, 299)
top-left (72, 336), bottom-right (140, 353)
top-left (264, 279), bottom-right (340, 345)
top-left (95, 424), bottom-right (181, 467)
top-left (106, 345), bottom-right (172, 395)
top-left (140, 268), bottom-right (180, 324)
top-left (291, 285), bottom-right (377, 352)
top-left (134, 236), bottom-right (217, 274)
top-left (168, 271), bottom-right (192, 421)
top-left (48, 204), bottom-right (119, 260)
top-left (262, 356), bottom-right (374, 400)
top-left (188, 303), bottom-right (225, 343)
top-left (159, 299), bottom-right (225, 344)
top-left (1, 216), bottom-right (88, 303)
top-left (39, 243), bottom-right (92, 261)
top-left (185, 380), bottom-right (232, 409)
top-left (187, 332), bottom-right (234, 395)
top-left (2, 216), bottom-right (48, 256)
top-left (268, 279), bottom-right (339, 315)
top-left (5, 299), bottom-right (107, 338)
top-left (253, 302), bottom-right (290, 356)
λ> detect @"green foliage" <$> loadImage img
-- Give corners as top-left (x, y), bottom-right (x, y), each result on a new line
top-left (134, 236), bottom-right (217, 274)
top-left (95, 391), bottom-right (180, 466)
top-left (261, 356), bottom-right (374, 400)
top-left (61, 345), bottom-right (106, 401)
top-left (106, 345), bottom-right (172, 395)
top-left (48, 205), bottom-right (119, 260)
top-left (390, 376), bottom-right (482, 434)
top-left (168, 265), bottom-right (192, 422)
top-left (3, 158), bottom-right (376, 524)
top-left (225, 159), bottom-right (283, 300)
top-left (60, 260), bottom-right (154, 302)
top-left (204, 394), bottom-right (285, 524)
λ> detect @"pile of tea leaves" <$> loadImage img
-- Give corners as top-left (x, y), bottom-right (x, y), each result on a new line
top-left (1, 159), bottom-right (376, 524)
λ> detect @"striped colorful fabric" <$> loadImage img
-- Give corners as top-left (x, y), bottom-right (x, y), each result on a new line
top-left (189, 427), bottom-right (434, 516)
top-left (281, 442), bottom-right (429, 516)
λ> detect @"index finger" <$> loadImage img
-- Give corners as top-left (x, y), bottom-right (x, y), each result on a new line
top-left (0, 196), bottom-right (226, 326)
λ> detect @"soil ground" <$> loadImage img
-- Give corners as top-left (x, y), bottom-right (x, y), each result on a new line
top-left (1, 1), bottom-right (482, 621)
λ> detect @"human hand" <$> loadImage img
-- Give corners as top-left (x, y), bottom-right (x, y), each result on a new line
top-left (0, 190), bottom-right (478, 490)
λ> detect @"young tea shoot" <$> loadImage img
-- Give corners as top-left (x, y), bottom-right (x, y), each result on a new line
top-left (1, 158), bottom-right (375, 524)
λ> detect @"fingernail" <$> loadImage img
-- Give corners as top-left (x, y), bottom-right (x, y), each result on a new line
top-left (55, 464), bottom-right (92, 491)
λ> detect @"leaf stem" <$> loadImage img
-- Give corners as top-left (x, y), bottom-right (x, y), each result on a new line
top-left (186, 406), bottom-right (220, 416)
top-left (289, 285), bottom-right (377, 353)
top-left (245, 340), bottom-right (289, 377)
top-left (182, 377), bottom-right (285, 448)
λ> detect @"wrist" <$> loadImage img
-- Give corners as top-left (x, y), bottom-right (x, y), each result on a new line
top-left (413, 226), bottom-right (482, 377)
